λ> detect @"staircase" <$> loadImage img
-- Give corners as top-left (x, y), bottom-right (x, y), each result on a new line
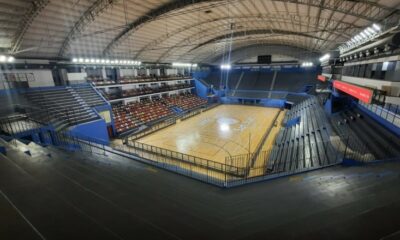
top-left (69, 85), bottom-right (108, 107)
top-left (25, 87), bottom-right (99, 128)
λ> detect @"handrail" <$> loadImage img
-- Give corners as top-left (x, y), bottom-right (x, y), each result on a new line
top-left (25, 89), bottom-right (99, 129)
top-left (359, 102), bottom-right (400, 127)
top-left (249, 109), bottom-right (282, 168)
top-left (125, 117), bottom-right (176, 142)
top-left (124, 103), bottom-right (215, 140)
top-left (125, 140), bottom-right (246, 176)
top-left (34, 91), bottom-right (72, 126)
top-left (224, 109), bottom-right (283, 171)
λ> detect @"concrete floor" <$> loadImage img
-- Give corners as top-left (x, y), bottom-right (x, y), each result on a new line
top-left (1, 140), bottom-right (400, 240)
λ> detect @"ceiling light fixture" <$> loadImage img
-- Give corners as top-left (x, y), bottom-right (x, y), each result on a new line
top-left (339, 23), bottom-right (382, 54)
top-left (220, 64), bottom-right (231, 70)
top-left (71, 57), bottom-right (141, 65)
top-left (319, 54), bottom-right (330, 62)
top-left (0, 55), bottom-right (6, 62)
top-left (7, 56), bottom-right (15, 63)
top-left (172, 62), bottom-right (196, 67)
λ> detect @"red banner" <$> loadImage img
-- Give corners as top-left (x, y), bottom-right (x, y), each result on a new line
top-left (317, 75), bottom-right (327, 82)
top-left (333, 80), bottom-right (373, 104)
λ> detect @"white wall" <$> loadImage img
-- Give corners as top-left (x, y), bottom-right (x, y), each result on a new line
top-left (165, 69), bottom-right (178, 75)
top-left (119, 68), bottom-right (137, 77)
top-left (341, 76), bottom-right (400, 97)
top-left (0, 69), bottom-right (55, 89)
top-left (67, 72), bottom-right (87, 81)
top-left (150, 69), bottom-right (160, 76)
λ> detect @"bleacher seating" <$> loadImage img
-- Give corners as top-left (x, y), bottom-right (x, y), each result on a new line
top-left (267, 97), bottom-right (337, 173)
top-left (163, 93), bottom-right (208, 111)
top-left (25, 86), bottom-right (102, 127)
top-left (203, 70), bottom-right (317, 93)
top-left (101, 83), bottom-right (192, 100)
top-left (70, 85), bottom-right (107, 107)
top-left (226, 71), bottom-right (243, 89)
top-left (331, 108), bottom-right (400, 161)
top-left (112, 93), bottom-right (207, 133)
top-left (240, 71), bottom-right (273, 91)
top-left (273, 72), bottom-right (316, 92)
top-left (112, 99), bottom-right (172, 133)
top-left (91, 74), bottom-right (191, 86)
top-left (112, 104), bottom-right (142, 133)
top-left (0, 94), bottom-right (28, 114)
top-left (126, 98), bottom-right (173, 124)
top-left (203, 71), bottom-right (224, 89)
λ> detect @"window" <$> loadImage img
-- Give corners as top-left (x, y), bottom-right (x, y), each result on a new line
top-left (359, 64), bottom-right (366, 77)
top-left (354, 65), bottom-right (360, 77)
top-left (365, 64), bottom-right (373, 78)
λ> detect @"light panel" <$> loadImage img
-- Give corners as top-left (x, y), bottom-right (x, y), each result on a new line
top-left (172, 62), bottom-right (197, 67)
top-left (220, 64), bottom-right (231, 70)
top-left (71, 58), bottom-right (141, 66)
top-left (339, 24), bottom-right (382, 54)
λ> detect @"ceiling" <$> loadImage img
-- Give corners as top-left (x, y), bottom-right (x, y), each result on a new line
top-left (1, 0), bottom-right (400, 64)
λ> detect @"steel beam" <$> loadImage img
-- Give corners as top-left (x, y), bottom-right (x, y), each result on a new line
top-left (203, 44), bottom-right (319, 64)
top-left (134, 14), bottom-right (358, 59)
top-left (103, 0), bottom-right (392, 56)
top-left (10, 0), bottom-right (49, 54)
top-left (58, 0), bottom-right (119, 57)
top-left (156, 27), bottom-right (336, 62)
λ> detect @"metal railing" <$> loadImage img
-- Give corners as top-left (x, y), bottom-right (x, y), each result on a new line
top-left (124, 140), bottom-right (246, 177)
top-left (359, 102), bottom-right (400, 128)
top-left (1, 111), bottom-right (399, 187)
top-left (226, 90), bottom-right (289, 99)
top-left (125, 103), bottom-right (218, 142)
top-left (126, 117), bottom-right (176, 142)
top-left (0, 111), bottom-right (108, 157)
top-left (340, 135), bottom-right (400, 162)
top-left (0, 104), bottom-right (80, 132)
top-left (2, 101), bottom-right (399, 188)
top-left (249, 109), bottom-right (282, 167)
top-left (0, 104), bottom-right (53, 134)
top-left (117, 136), bottom-right (355, 187)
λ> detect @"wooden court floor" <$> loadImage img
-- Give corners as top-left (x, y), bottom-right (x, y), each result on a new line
top-left (137, 105), bottom-right (280, 165)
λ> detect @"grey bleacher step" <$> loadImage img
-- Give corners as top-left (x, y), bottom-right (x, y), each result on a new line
top-left (68, 117), bottom-right (100, 126)
top-left (27, 93), bottom-right (74, 99)
top-left (83, 97), bottom-right (104, 101)
top-left (48, 108), bottom-right (93, 116)
top-left (28, 98), bottom-right (79, 105)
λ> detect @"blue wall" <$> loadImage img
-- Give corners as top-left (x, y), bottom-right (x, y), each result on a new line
top-left (219, 97), bottom-right (286, 108)
top-left (193, 71), bottom-right (210, 79)
top-left (194, 79), bottom-right (209, 98)
top-left (69, 119), bottom-right (110, 145)
top-left (94, 104), bottom-right (116, 136)
top-left (259, 99), bottom-right (286, 108)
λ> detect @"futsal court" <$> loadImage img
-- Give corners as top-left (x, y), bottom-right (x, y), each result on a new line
top-left (136, 105), bottom-right (281, 167)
